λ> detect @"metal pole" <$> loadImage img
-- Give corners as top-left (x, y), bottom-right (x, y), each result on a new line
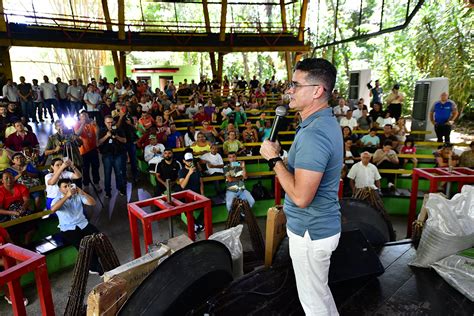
top-left (166, 179), bottom-right (174, 238)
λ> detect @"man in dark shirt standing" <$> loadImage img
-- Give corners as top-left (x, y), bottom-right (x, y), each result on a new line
top-left (116, 105), bottom-right (139, 183)
top-left (17, 76), bottom-right (34, 123)
top-left (155, 149), bottom-right (182, 196)
top-left (98, 115), bottom-right (127, 198)
top-left (178, 152), bottom-right (204, 231)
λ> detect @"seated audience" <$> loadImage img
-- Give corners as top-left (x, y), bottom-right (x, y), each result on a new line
top-left (344, 138), bottom-right (359, 169)
top-left (342, 126), bottom-right (358, 143)
top-left (347, 151), bottom-right (381, 194)
top-left (7, 153), bottom-right (42, 211)
top-left (333, 98), bottom-right (349, 121)
top-left (459, 141), bottom-right (474, 168)
top-left (223, 131), bottom-right (246, 156)
top-left (340, 109), bottom-right (358, 130)
top-left (369, 101), bottom-right (384, 124)
top-left (400, 138), bottom-right (418, 170)
top-left (201, 144), bottom-right (225, 195)
top-left (154, 149), bottom-right (182, 196)
top-left (360, 128), bottom-right (380, 153)
top-left (375, 111), bottom-right (396, 128)
top-left (242, 121), bottom-right (259, 144)
top-left (357, 109), bottom-right (372, 130)
top-left (5, 120), bottom-right (39, 152)
top-left (144, 134), bottom-right (165, 172)
top-left (190, 132), bottom-right (211, 158)
top-left (223, 152), bottom-right (255, 212)
top-left (165, 123), bottom-right (183, 148)
top-left (434, 143), bottom-right (459, 168)
top-left (378, 124), bottom-right (399, 150)
top-left (373, 140), bottom-right (399, 189)
top-left (184, 125), bottom-right (197, 147)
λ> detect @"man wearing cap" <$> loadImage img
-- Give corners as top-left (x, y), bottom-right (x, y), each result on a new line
top-left (178, 152), bottom-right (204, 231)
top-left (144, 134), bottom-right (165, 172)
top-left (429, 92), bottom-right (458, 143)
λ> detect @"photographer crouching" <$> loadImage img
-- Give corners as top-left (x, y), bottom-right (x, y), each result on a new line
top-left (51, 179), bottom-right (103, 275)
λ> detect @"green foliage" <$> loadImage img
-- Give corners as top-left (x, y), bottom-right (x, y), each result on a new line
top-left (309, 0), bottom-right (471, 118)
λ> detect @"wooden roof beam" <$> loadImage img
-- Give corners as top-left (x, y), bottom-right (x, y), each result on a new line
top-left (202, 0), bottom-right (212, 33)
top-left (118, 0), bottom-right (125, 40)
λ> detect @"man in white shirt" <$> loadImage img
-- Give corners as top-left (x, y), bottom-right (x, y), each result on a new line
top-left (144, 134), bottom-right (166, 173)
top-left (352, 100), bottom-right (366, 120)
top-left (67, 79), bottom-right (84, 115)
top-left (56, 77), bottom-right (69, 118)
top-left (83, 84), bottom-right (102, 121)
top-left (333, 98), bottom-right (349, 121)
top-left (347, 151), bottom-right (381, 194)
top-left (201, 144), bottom-right (225, 195)
top-left (2, 79), bottom-right (19, 103)
top-left (340, 110), bottom-right (358, 130)
top-left (41, 75), bottom-right (58, 122)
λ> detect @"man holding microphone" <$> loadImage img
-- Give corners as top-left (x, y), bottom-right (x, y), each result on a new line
top-left (260, 58), bottom-right (343, 315)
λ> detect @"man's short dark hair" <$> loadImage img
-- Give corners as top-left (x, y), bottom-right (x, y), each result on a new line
top-left (383, 140), bottom-right (393, 147)
top-left (58, 178), bottom-right (72, 187)
top-left (370, 127), bottom-right (378, 132)
top-left (228, 151), bottom-right (237, 156)
top-left (384, 124), bottom-right (393, 129)
top-left (294, 58), bottom-right (337, 101)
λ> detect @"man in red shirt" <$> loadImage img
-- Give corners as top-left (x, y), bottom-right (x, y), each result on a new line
top-left (5, 120), bottom-right (39, 152)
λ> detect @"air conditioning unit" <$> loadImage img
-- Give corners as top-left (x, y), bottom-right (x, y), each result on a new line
top-left (411, 77), bottom-right (449, 140)
top-left (348, 70), bottom-right (371, 107)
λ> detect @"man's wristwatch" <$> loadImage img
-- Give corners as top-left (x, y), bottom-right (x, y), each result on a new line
top-left (268, 157), bottom-right (283, 170)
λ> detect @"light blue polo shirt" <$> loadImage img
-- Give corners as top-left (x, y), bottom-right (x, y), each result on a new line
top-left (51, 194), bottom-right (89, 232)
top-left (285, 107), bottom-right (343, 240)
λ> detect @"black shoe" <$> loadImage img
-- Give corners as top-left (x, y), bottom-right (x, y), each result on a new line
top-left (194, 224), bottom-right (204, 233)
top-left (119, 190), bottom-right (126, 196)
top-left (105, 193), bottom-right (111, 199)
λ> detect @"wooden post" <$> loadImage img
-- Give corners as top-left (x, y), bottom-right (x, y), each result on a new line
top-left (118, 0), bottom-right (125, 41)
top-left (209, 52), bottom-right (217, 79)
top-left (298, 0), bottom-right (309, 42)
top-left (101, 0), bottom-right (120, 80)
top-left (0, 46), bottom-right (12, 83)
top-left (0, 0), bottom-right (7, 33)
top-left (119, 51), bottom-right (126, 84)
top-left (202, 0), bottom-right (212, 33)
top-left (219, 0), bottom-right (227, 42)
top-left (217, 53), bottom-right (224, 82)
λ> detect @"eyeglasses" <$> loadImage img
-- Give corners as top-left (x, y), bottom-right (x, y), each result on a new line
top-left (288, 81), bottom-right (325, 90)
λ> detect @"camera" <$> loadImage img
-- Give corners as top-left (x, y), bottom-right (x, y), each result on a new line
top-left (231, 161), bottom-right (241, 168)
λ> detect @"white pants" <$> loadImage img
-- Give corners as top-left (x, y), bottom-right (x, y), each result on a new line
top-left (287, 229), bottom-right (341, 316)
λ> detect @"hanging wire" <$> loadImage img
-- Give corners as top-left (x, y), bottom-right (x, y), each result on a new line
top-left (380, 0), bottom-right (385, 31)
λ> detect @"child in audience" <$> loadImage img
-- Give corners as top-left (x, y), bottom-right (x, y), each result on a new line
top-left (400, 138), bottom-right (418, 171)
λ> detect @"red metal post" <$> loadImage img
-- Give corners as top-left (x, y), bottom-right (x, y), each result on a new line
top-left (34, 260), bottom-right (55, 316)
top-left (274, 176), bottom-right (281, 205)
top-left (143, 219), bottom-right (154, 253)
top-left (0, 244), bottom-right (55, 316)
top-left (128, 209), bottom-right (142, 258)
top-left (185, 211), bottom-right (196, 241)
top-left (407, 170), bottom-right (420, 238)
top-left (204, 201), bottom-right (213, 238)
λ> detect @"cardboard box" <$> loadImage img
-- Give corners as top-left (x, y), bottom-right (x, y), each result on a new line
top-left (103, 245), bottom-right (171, 298)
top-left (87, 276), bottom-right (128, 316)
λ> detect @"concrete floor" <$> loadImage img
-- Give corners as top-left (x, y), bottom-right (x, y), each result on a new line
top-left (0, 120), bottom-right (409, 315)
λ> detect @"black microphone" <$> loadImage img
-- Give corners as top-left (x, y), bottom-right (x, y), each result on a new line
top-left (268, 106), bottom-right (288, 142)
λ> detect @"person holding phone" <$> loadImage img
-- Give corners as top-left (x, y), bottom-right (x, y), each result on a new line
top-left (51, 178), bottom-right (103, 275)
top-left (223, 152), bottom-right (255, 213)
